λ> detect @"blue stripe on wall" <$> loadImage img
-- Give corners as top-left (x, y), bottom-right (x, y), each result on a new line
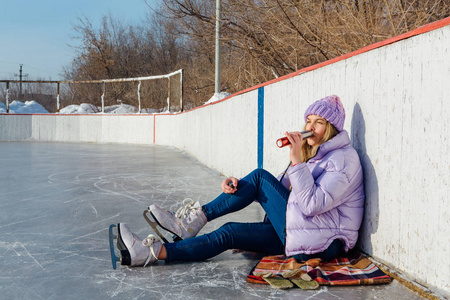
top-left (258, 87), bottom-right (264, 169)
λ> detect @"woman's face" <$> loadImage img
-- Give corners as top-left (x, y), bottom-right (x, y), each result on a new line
top-left (305, 114), bottom-right (327, 146)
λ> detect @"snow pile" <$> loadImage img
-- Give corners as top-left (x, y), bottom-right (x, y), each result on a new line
top-left (58, 103), bottom-right (137, 114)
top-left (0, 102), bottom-right (6, 113)
top-left (59, 103), bottom-right (98, 114)
top-left (58, 103), bottom-right (173, 114)
top-left (103, 104), bottom-right (137, 114)
top-left (1, 94), bottom-right (234, 114)
top-left (204, 92), bottom-right (232, 105)
top-left (0, 100), bottom-right (49, 114)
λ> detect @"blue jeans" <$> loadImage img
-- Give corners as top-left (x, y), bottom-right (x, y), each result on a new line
top-left (164, 169), bottom-right (344, 262)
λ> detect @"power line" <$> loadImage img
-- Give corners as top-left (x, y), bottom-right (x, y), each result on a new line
top-left (0, 60), bottom-right (60, 78)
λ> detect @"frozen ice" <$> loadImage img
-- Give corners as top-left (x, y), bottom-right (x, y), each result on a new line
top-left (0, 142), bottom-right (424, 299)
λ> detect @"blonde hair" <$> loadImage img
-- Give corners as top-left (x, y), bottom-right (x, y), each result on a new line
top-left (300, 122), bottom-right (339, 162)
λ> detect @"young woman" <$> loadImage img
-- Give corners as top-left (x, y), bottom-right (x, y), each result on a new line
top-left (115, 95), bottom-right (364, 267)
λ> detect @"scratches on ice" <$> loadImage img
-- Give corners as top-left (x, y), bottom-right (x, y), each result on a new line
top-left (1, 241), bottom-right (45, 271)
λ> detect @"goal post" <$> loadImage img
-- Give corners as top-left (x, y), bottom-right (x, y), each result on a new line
top-left (0, 69), bottom-right (184, 114)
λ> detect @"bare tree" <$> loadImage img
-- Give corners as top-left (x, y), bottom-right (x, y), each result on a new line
top-left (63, 0), bottom-right (449, 109)
top-left (64, 14), bottom-right (185, 110)
top-left (159, 0), bottom-right (449, 96)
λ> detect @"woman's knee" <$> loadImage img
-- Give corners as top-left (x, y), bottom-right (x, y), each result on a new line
top-left (250, 168), bottom-right (269, 176)
top-left (248, 168), bottom-right (272, 181)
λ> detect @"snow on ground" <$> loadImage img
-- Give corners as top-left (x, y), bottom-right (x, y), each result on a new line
top-left (1, 92), bottom-right (232, 114)
top-left (204, 92), bottom-right (232, 105)
top-left (58, 103), bottom-right (98, 114)
top-left (0, 102), bottom-right (166, 114)
top-left (58, 103), bottom-right (162, 114)
top-left (59, 103), bottom-right (142, 114)
top-left (0, 100), bottom-right (49, 114)
top-left (103, 104), bottom-right (137, 114)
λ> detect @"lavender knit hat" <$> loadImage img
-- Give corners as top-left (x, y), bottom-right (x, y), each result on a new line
top-left (304, 95), bottom-right (345, 132)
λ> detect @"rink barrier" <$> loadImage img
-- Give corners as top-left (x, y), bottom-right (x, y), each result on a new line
top-left (1, 16), bottom-right (450, 299)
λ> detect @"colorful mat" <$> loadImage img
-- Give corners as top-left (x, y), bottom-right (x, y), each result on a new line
top-left (247, 253), bottom-right (392, 287)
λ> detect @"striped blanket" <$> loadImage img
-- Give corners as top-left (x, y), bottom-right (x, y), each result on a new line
top-left (247, 254), bottom-right (392, 286)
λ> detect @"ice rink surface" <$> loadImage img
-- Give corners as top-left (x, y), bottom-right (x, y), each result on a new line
top-left (0, 142), bottom-right (424, 299)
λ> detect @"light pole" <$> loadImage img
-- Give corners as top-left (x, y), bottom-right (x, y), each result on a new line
top-left (215, 0), bottom-right (221, 95)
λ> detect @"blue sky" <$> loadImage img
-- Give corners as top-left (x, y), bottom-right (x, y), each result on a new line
top-left (0, 0), bottom-right (157, 80)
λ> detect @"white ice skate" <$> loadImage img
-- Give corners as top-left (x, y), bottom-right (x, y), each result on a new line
top-left (143, 199), bottom-right (207, 242)
top-left (108, 223), bottom-right (162, 269)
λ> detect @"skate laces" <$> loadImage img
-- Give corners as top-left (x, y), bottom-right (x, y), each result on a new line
top-left (175, 198), bottom-right (201, 219)
top-left (142, 234), bottom-right (161, 267)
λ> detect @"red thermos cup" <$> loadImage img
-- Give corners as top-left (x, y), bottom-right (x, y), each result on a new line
top-left (276, 130), bottom-right (313, 148)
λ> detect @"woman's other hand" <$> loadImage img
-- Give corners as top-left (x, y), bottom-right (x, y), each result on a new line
top-left (221, 177), bottom-right (238, 194)
top-left (285, 131), bottom-right (304, 165)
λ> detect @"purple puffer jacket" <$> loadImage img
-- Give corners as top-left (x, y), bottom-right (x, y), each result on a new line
top-left (279, 130), bottom-right (364, 256)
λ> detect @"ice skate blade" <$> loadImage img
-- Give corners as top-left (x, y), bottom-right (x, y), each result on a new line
top-left (143, 209), bottom-right (170, 243)
top-left (108, 224), bottom-right (120, 270)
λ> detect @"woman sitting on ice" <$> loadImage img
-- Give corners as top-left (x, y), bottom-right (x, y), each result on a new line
top-left (114, 95), bottom-right (364, 267)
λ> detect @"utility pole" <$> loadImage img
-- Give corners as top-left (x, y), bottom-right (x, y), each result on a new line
top-left (14, 64), bottom-right (29, 100)
top-left (215, 0), bottom-right (221, 95)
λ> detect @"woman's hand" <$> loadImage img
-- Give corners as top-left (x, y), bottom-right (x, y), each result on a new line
top-left (285, 131), bottom-right (304, 165)
top-left (221, 177), bottom-right (238, 194)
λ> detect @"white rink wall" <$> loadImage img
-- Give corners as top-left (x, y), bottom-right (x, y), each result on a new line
top-left (0, 114), bottom-right (154, 144)
top-left (261, 26), bottom-right (450, 298)
top-left (1, 18), bottom-right (449, 298)
top-left (155, 90), bottom-right (259, 176)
